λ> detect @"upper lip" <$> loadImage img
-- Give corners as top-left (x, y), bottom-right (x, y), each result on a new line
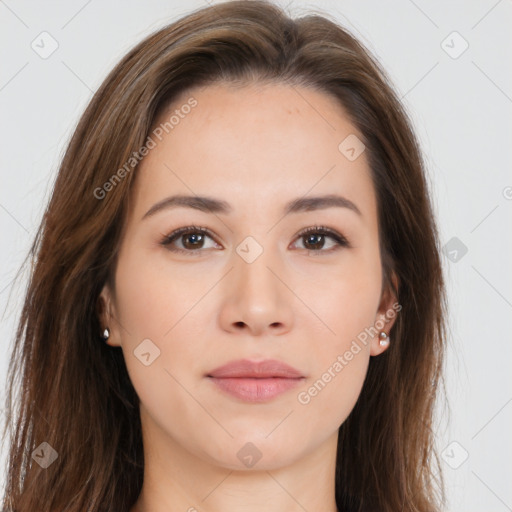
top-left (207, 359), bottom-right (305, 379)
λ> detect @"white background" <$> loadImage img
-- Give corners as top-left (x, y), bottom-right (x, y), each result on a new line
top-left (1, 1), bottom-right (511, 510)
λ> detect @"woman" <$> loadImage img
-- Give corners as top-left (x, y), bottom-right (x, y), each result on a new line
top-left (1, 1), bottom-right (448, 511)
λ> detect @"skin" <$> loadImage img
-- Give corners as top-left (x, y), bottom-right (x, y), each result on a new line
top-left (99, 82), bottom-right (398, 512)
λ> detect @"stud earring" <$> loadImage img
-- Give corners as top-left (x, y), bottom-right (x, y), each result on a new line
top-left (102, 328), bottom-right (110, 341)
top-left (379, 331), bottom-right (390, 347)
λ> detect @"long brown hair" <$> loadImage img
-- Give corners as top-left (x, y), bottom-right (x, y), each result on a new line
top-left (1, 1), bottom-right (448, 510)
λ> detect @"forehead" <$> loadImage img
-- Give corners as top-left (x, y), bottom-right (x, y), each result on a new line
top-left (131, 82), bottom-right (377, 224)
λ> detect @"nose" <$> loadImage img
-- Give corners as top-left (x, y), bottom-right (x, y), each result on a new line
top-left (217, 247), bottom-right (294, 337)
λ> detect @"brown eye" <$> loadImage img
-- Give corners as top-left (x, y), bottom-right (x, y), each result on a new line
top-left (161, 226), bottom-right (218, 255)
top-left (160, 225), bottom-right (349, 256)
top-left (180, 232), bottom-right (205, 249)
top-left (293, 226), bottom-right (349, 254)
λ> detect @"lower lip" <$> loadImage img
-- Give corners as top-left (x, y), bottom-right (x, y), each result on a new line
top-left (208, 377), bottom-right (304, 402)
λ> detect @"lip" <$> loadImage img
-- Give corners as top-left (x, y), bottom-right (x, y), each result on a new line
top-left (206, 359), bottom-right (305, 403)
top-left (207, 358), bottom-right (304, 379)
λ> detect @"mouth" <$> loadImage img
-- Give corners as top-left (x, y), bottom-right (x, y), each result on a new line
top-left (206, 359), bottom-right (306, 403)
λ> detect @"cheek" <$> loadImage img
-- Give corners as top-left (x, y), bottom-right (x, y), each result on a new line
top-left (302, 256), bottom-right (382, 350)
top-left (295, 254), bottom-right (380, 414)
top-left (276, 260), bottom-right (380, 436)
top-left (294, 286), bottom-right (376, 436)
top-left (113, 246), bottom-right (208, 340)
top-left (112, 247), bottom-right (211, 393)
top-left (112, 251), bottom-right (206, 434)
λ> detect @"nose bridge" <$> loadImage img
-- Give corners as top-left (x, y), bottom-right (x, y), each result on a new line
top-left (234, 232), bottom-right (281, 299)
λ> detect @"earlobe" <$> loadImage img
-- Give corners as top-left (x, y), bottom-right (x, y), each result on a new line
top-left (377, 331), bottom-right (391, 355)
top-left (370, 330), bottom-right (392, 356)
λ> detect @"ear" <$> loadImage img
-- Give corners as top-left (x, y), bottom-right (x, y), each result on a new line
top-left (97, 283), bottom-right (122, 348)
top-left (370, 271), bottom-right (400, 356)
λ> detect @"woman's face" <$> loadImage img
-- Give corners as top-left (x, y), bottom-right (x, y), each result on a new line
top-left (100, 82), bottom-right (397, 471)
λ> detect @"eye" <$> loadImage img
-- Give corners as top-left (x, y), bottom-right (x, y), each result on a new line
top-left (160, 225), bottom-right (219, 255)
top-left (160, 225), bottom-right (350, 256)
top-left (291, 225), bottom-right (350, 254)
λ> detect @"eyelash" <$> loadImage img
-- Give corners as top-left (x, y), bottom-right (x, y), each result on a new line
top-left (159, 225), bottom-right (350, 256)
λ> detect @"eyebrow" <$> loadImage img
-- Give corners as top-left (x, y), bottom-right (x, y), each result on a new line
top-left (141, 193), bottom-right (362, 220)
